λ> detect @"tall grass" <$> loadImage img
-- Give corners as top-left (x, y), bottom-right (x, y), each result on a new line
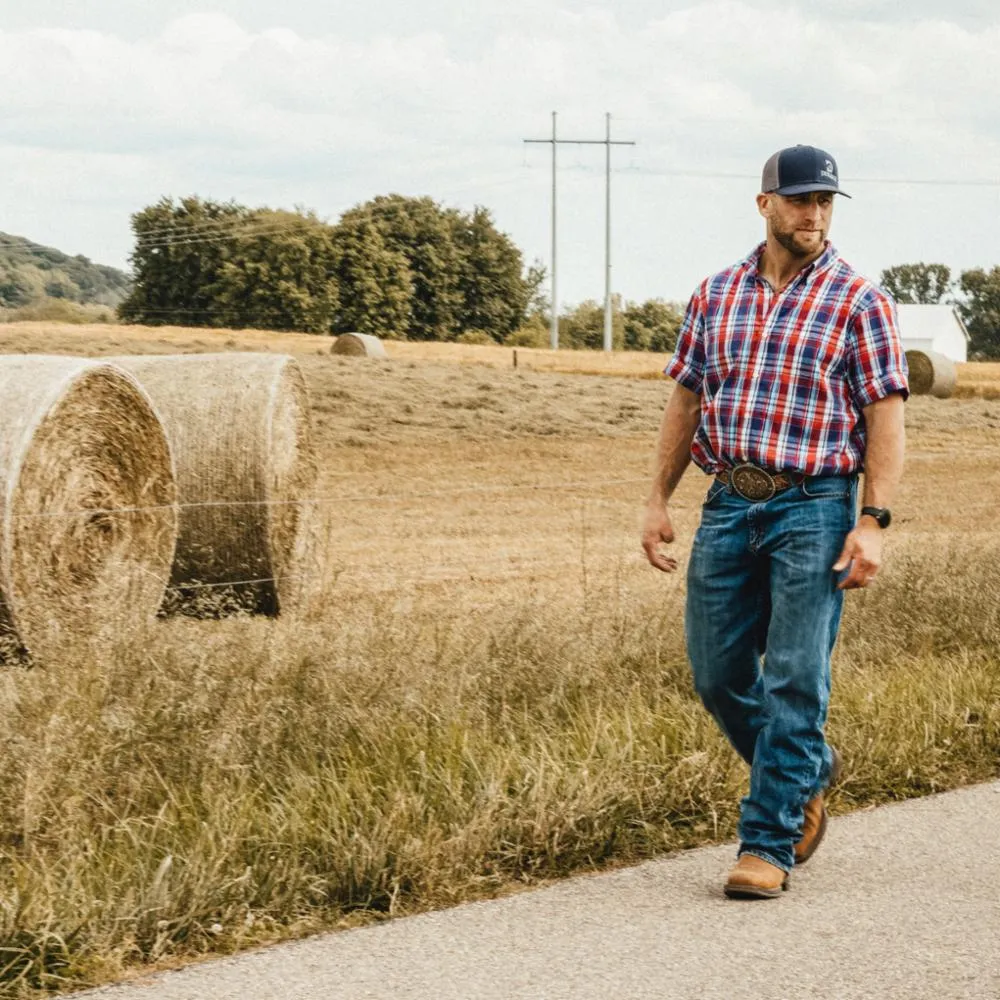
top-left (0, 540), bottom-right (997, 995)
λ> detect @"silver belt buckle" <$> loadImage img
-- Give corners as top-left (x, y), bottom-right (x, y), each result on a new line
top-left (730, 463), bottom-right (776, 502)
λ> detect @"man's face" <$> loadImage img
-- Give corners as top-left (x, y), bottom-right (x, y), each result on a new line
top-left (757, 191), bottom-right (835, 257)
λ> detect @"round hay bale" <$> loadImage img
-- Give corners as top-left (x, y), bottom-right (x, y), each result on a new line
top-left (111, 353), bottom-right (317, 617)
top-left (332, 333), bottom-right (388, 359)
top-left (0, 356), bottom-right (177, 664)
top-left (905, 350), bottom-right (957, 398)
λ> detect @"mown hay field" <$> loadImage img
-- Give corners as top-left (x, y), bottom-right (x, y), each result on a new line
top-left (0, 321), bottom-right (998, 995)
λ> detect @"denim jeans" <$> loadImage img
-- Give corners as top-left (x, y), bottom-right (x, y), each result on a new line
top-left (685, 473), bottom-right (858, 872)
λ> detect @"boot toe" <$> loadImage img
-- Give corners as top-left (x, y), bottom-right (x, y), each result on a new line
top-left (724, 854), bottom-right (789, 899)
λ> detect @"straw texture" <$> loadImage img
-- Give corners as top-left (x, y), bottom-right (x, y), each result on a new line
top-left (0, 356), bottom-right (177, 663)
top-left (112, 353), bottom-right (317, 616)
top-left (905, 350), bottom-right (957, 398)
top-left (332, 333), bottom-right (389, 358)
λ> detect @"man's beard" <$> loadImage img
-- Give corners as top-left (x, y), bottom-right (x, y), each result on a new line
top-left (773, 224), bottom-right (825, 258)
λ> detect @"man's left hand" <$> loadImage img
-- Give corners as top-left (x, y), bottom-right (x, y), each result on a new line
top-left (833, 520), bottom-right (883, 590)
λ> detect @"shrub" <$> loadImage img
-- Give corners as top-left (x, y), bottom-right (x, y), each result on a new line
top-left (3, 298), bottom-right (108, 324)
top-left (456, 329), bottom-right (496, 346)
top-left (506, 317), bottom-right (548, 348)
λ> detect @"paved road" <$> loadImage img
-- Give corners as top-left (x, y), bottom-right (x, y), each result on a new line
top-left (79, 781), bottom-right (1000, 1000)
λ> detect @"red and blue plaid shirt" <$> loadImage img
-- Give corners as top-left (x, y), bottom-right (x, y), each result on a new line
top-left (664, 242), bottom-right (909, 476)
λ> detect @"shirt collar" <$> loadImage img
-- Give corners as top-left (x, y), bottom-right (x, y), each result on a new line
top-left (744, 240), bottom-right (839, 285)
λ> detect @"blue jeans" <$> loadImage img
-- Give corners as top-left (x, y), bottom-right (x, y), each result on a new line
top-left (685, 474), bottom-right (857, 872)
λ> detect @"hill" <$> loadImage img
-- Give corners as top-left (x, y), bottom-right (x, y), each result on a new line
top-left (0, 231), bottom-right (131, 320)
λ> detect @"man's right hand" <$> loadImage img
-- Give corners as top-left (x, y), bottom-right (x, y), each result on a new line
top-left (641, 501), bottom-right (679, 573)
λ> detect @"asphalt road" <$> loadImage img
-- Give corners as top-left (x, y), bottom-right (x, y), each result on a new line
top-left (78, 780), bottom-right (1000, 1000)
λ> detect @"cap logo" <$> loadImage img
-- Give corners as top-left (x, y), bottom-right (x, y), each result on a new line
top-left (821, 158), bottom-right (837, 182)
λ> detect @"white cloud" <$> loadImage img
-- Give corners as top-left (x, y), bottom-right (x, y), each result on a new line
top-left (1, 3), bottom-right (1000, 304)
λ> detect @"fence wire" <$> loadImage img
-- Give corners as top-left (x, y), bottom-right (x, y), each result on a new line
top-left (4, 468), bottom-right (966, 597)
top-left (9, 476), bottom-right (650, 522)
top-left (12, 474), bottom-right (652, 596)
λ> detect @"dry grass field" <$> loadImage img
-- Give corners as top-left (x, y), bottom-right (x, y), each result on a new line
top-left (0, 321), bottom-right (998, 995)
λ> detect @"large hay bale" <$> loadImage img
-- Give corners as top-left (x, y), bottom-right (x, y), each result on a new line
top-left (112, 353), bottom-right (317, 617)
top-left (332, 333), bottom-right (388, 358)
top-left (905, 350), bottom-right (957, 398)
top-left (0, 356), bottom-right (177, 663)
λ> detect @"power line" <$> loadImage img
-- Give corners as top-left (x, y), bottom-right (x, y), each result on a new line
top-left (129, 210), bottom-right (333, 239)
top-left (3, 168), bottom-right (998, 267)
top-left (134, 223), bottom-right (325, 250)
top-left (596, 165), bottom-right (1000, 188)
top-left (0, 220), bottom-right (318, 258)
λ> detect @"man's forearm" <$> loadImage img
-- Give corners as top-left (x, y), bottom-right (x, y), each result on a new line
top-left (860, 393), bottom-right (906, 510)
top-left (648, 383), bottom-right (702, 504)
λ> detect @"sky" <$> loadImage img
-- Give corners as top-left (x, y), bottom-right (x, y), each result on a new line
top-left (2, 0), bottom-right (1000, 310)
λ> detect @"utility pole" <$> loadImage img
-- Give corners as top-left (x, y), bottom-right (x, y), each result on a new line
top-left (603, 112), bottom-right (613, 353)
top-left (523, 113), bottom-right (635, 352)
top-left (524, 112), bottom-right (559, 350)
top-left (551, 111), bottom-right (557, 351)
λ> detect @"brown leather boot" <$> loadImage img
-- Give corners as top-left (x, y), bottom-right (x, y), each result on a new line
top-left (794, 747), bottom-right (843, 866)
top-left (724, 854), bottom-right (788, 899)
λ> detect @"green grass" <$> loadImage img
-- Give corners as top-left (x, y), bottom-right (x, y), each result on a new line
top-left (0, 539), bottom-right (997, 995)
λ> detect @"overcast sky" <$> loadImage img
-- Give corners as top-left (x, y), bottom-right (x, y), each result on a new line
top-left (2, 0), bottom-right (1000, 308)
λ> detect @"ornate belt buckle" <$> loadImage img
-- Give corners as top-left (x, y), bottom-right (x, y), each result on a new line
top-left (730, 463), bottom-right (776, 502)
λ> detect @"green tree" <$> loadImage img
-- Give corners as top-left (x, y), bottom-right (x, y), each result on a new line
top-left (958, 267), bottom-right (1000, 359)
top-left (623, 298), bottom-right (683, 352)
top-left (879, 263), bottom-right (952, 304)
top-left (336, 194), bottom-right (534, 341)
top-left (557, 297), bottom-right (681, 352)
top-left (329, 214), bottom-right (413, 336)
top-left (455, 206), bottom-right (530, 341)
top-left (204, 209), bottom-right (340, 332)
top-left (0, 264), bottom-right (34, 307)
top-left (120, 198), bottom-right (340, 332)
top-left (338, 195), bottom-right (465, 341)
top-left (560, 297), bottom-right (625, 350)
top-left (119, 197), bottom-right (249, 327)
top-left (524, 260), bottom-right (548, 320)
top-left (120, 192), bottom-right (536, 339)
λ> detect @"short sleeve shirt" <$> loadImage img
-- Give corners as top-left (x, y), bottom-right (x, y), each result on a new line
top-left (664, 242), bottom-right (909, 476)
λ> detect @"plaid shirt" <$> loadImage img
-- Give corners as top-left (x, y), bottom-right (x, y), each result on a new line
top-left (664, 242), bottom-right (909, 476)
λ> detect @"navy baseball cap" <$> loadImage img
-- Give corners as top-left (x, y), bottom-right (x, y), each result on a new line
top-left (761, 145), bottom-right (851, 198)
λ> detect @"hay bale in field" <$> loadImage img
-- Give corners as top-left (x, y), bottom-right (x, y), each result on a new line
top-left (905, 350), bottom-right (957, 398)
top-left (0, 356), bottom-right (177, 663)
top-left (332, 332), bottom-right (388, 358)
top-left (112, 353), bottom-right (317, 617)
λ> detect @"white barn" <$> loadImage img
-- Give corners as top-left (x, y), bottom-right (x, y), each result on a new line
top-left (895, 303), bottom-right (969, 364)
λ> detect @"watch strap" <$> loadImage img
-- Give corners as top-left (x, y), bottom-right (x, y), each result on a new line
top-left (860, 506), bottom-right (891, 529)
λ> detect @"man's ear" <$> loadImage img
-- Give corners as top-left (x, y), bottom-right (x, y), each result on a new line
top-left (756, 193), bottom-right (771, 219)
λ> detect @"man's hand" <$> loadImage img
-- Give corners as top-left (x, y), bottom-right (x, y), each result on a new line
top-left (642, 501), bottom-right (679, 573)
top-left (833, 519), bottom-right (883, 589)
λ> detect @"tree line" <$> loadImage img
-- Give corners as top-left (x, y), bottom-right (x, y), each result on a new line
top-left (880, 262), bottom-right (1000, 358)
top-left (119, 194), bottom-right (683, 351)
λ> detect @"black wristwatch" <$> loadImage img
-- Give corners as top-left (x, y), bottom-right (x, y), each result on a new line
top-left (860, 506), bottom-right (891, 529)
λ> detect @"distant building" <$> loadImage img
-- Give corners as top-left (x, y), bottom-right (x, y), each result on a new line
top-left (895, 303), bottom-right (969, 364)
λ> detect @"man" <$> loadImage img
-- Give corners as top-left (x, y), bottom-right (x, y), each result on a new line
top-left (641, 144), bottom-right (907, 899)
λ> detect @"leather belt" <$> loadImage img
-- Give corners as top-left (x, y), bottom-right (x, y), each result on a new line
top-left (715, 463), bottom-right (806, 502)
